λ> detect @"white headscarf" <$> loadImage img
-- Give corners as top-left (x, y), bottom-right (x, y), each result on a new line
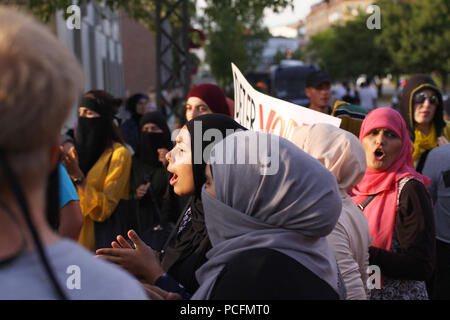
top-left (192, 131), bottom-right (345, 299)
top-left (291, 123), bottom-right (366, 198)
top-left (292, 123), bottom-right (371, 299)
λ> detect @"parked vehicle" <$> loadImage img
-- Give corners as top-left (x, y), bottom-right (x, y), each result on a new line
top-left (269, 64), bottom-right (318, 107)
top-left (245, 70), bottom-right (271, 94)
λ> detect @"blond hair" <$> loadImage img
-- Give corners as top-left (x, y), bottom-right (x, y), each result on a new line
top-left (0, 6), bottom-right (83, 190)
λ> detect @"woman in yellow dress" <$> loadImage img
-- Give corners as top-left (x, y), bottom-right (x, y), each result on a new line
top-left (62, 90), bottom-right (132, 251)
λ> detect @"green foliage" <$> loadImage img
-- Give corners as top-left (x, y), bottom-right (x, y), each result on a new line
top-left (203, 9), bottom-right (270, 93)
top-left (9, 0), bottom-right (188, 31)
top-left (306, 28), bottom-right (337, 75)
top-left (273, 48), bottom-right (304, 65)
top-left (374, 0), bottom-right (449, 87)
top-left (306, 12), bottom-right (391, 82)
top-left (20, 0), bottom-right (293, 93)
top-left (272, 49), bottom-right (286, 65)
top-left (291, 47), bottom-right (304, 61)
top-left (201, 0), bottom-right (293, 94)
top-left (306, 0), bottom-right (449, 88)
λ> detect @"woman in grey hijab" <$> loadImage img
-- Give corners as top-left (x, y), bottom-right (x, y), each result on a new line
top-left (191, 131), bottom-right (346, 300)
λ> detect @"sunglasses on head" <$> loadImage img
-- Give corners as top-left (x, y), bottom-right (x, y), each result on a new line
top-left (414, 92), bottom-right (438, 105)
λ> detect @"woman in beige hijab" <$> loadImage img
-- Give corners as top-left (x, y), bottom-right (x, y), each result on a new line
top-left (292, 123), bottom-right (372, 300)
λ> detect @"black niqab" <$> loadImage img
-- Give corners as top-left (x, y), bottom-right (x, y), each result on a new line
top-left (76, 117), bottom-right (109, 176)
top-left (138, 112), bottom-right (173, 167)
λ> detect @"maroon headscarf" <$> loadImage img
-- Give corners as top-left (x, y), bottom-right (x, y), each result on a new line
top-left (187, 84), bottom-right (231, 117)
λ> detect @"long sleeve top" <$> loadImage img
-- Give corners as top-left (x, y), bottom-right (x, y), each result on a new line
top-left (77, 142), bottom-right (132, 251)
top-left (368, 179), bottom-right (435, 280)
top-left (422, 143), bottom-right (450, 244)
top-left (209, 248), bottom-right (339, 300)
top-left (327, 197), bottom-right (372, 300)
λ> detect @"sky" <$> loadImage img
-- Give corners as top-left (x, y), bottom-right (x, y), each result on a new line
top-left (196, 0), bottom-right (321, 28)
top-left (263, 0), bottom-right (321, 28)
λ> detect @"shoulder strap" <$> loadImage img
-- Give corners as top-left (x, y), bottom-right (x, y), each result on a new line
top-left (357, 193), bottom-right (378, 211)
top-left (415, 149), bottom-right (431, 174)
top-left (397, 177), bottom-right (412, 206)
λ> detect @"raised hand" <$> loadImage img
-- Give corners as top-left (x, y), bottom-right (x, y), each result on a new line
top-left (96, 230), bottom-right (165, 285)
top-left (135, 182), bottom-right (151, 200)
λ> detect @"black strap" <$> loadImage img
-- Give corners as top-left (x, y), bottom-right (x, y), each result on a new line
top-left (0, 150), bottom-right (67, 299)
top-left (357, 194), bottom-right (378, 211)
top-left (415, 149), bottom-right (431, 174)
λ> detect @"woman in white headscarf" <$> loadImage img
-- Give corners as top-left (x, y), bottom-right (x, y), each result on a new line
top-left (191, 131), bottom-right (346, 300)
top-left (292, 123), bottom-right (372, 300)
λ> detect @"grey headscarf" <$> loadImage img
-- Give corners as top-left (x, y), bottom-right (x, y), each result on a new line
top-left (191, 131), bottom-right (345, 299)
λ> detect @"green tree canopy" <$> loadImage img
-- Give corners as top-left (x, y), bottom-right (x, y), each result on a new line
top-left (200, 0), bottom-right (294, 94)
top-left (306, 11), bottom-right (391, 82)
top-left (376, 0), bottom-right (450, 88)
top-left (15, 0), bottom-right (295, 93)
top-left (306, 0), bottom-right (449, 89)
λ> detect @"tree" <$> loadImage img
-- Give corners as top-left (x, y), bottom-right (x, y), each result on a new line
top-left (291, 47), bottom-right (304, 61)
top-left (305, 28), bottom-right (339, 77)
top-left (273, 48), bottom-right (304, 65)
top-left (375, 0), bottom-right (450, 89)
top-left (202, 5), bottom-right (268, 94)
top-left (200, 0), bottom-right (294, 94)
top-left (273, 49), bottom-right (286, 65)
top-left (18, 0), bottom-right (295, 93)
top-left (306, 10), bottom-right (392, 84)
top-left (4, 0), bottom-right (192, 31)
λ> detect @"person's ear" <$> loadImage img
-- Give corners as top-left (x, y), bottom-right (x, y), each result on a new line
top-left (48, 135), bottom-right (61, 172)
top-left (305, 88), bottom-right (312, 99)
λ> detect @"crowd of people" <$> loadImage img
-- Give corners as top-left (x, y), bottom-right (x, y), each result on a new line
top-left (1, 7), bottom-right (450, 301)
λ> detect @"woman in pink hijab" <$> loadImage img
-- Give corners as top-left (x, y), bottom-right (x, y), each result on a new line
top-left (352, 107), bottom-right (435, 300)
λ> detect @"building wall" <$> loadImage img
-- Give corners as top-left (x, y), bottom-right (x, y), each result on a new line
top-left (263, 37), bottom-right (299, 67)
top-left (119, 12), bottom-right (157, 97)
top-left (55, 2), bottom-right (124, 130)
top-left (305, 0), bottom-right (373, 40)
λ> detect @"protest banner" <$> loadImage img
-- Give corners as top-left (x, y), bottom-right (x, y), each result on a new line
top-left (232, 63), bottom-right (341, 140)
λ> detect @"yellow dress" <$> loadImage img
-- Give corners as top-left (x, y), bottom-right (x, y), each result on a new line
top-left (77, 142), bottom-right (132, 251)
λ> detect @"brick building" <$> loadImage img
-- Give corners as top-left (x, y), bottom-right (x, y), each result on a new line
top-left (305, 0), bottom-right (374, 40)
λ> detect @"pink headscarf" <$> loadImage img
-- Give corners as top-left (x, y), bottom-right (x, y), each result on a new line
top-left (351, 108), bottom-right (430, 251)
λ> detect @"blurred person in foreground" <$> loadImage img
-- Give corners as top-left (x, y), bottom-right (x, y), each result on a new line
top-left (0, 7), bottom-right (147, 299)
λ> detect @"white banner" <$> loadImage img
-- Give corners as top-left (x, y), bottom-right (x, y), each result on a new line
top-left (232, 63), bottom-right (341, 140)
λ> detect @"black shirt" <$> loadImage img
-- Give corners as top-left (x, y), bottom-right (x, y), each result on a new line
top-left (210, 248), bottom-right (339, 300)
top-left (369, 179), bottom-right (435, 280)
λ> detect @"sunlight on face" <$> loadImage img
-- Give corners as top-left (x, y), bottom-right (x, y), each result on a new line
top-left (166, 127), bottom-right (195, 196)
top-left (78, 107), bottom-right (100, 118)
top-left (185, 97), bottom-right (212, 121)
top-left (361, 128), bottom-right (402, 171)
